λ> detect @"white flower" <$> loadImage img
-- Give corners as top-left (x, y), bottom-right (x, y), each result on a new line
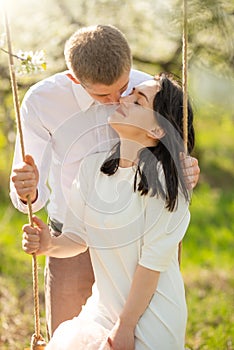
top-left (16, 49), bottom-right (46, 74)
top-left (31, 50), bottom-right (45, 65)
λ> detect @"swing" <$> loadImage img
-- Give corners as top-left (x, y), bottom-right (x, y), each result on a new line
top-left (4, 0), bottom-right (189, 348)
top-left (3, 7), bottom-right (47, 350)
top-left (179, 0), bottom-right (189, 266)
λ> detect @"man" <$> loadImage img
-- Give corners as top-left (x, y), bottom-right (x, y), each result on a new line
top-left (10, 25), bottom-right (200, 337)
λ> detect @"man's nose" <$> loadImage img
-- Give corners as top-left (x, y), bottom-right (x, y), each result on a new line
top-left (119, 94), bottom-right (133, 105)
top-left (106, 91), bottom-right (122, 103)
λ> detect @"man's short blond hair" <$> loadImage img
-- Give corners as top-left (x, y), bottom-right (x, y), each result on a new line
top-left (64, 25), bottom-right (132, 85)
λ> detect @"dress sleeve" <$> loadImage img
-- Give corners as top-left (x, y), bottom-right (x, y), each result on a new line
top-left (139, 191), bottom-right (190, 272)
top-left (9, 93), bottom-right (51, 213)
top-left (62, 157), bottom-right (89, 245)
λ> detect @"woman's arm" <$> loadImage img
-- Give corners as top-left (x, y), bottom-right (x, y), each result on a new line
top-left (108, 191), bottom-right (190, 349)
top-left (22, 216), bottom-right (87, 258)
top-left (22, 156), bottom-right (93, 258)
top-left (108, 265), bottom-right (160, 350)
top-left (120, 264), bottom-right (159, 327)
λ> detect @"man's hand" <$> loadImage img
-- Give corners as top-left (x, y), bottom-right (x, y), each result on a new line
top-left (180, 153), bottom-right (200, 190)
top-left (107, 318), bottom-right (135, 350)
top-left (22, 216), bottom-right (51, 255)
top-left (11, 154), bottom-right (39, 203)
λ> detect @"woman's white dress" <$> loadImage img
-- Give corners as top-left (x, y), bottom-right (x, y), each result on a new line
top-left (46, 152), bottom-right (190, 350)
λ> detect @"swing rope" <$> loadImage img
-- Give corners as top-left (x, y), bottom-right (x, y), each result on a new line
top-left (178, 0), bottom-right (189, 266)
top-left (182, 0), bottom-right (188, 154)
top-left (3, 8), bottom-right (47, 350)
top-left (4, 0), bottom-right (189, 344)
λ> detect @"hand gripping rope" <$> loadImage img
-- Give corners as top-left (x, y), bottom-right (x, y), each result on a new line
top-left (3, 7), bottom-right (47, 350)
top-left (178, 0), bottom-right (189, 267)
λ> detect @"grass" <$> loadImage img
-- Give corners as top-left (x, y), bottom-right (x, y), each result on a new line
top-left (182, 184), bottom-right (234, 349)
top-left (184, 269), bottom-right (234, 350)
top-left (0, 205), bottom-right (47, 350)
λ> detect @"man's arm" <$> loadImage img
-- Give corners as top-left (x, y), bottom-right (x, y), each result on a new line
top-left (10, 95), bottom-right (52, 213)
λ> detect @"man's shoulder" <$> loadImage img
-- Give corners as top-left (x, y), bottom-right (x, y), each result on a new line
top-left (125, 69), bottom-right (153, 95)
top-left (24, 71), bottom-right (72, 98)
top-left (130, 69), bottom-right (153, 82)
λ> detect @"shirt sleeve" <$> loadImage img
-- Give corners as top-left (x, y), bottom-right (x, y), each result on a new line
top-left (9, 91), bottom-right (52, 213)
top-left (139, 191), bottom-right (190, 272)
top-left (62, 157), bottom-right (89, 244)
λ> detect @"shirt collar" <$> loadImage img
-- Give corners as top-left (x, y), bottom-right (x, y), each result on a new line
top-left (73, 83), bottom-right (96, 112)
top-left (66, 72), bottom-right (96, 112)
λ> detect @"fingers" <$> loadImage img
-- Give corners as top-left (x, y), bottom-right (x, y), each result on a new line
top-left (22, 223), bottom-right (40, 254)
top-left (23, 215), bottom-right (48, 231)
top-left (12, 154), bottom-right (36, 174)
top-left (180, 154), bottom-right (200, 190)
top-left (24, 155), bottom-right (39, 179)
top-left (11, 155), bottom-right (39, 202)
top-left (22, 216), bottom-right (47, 254)
top-left (22, 238), bottom-right (40, 254)
top-left (32, 215), bottom-right (48, 230)
top-left (22, 231), bottom-right (39, 244)
top-left (22, 216), bottom-right (50, 255)
top-left (15, 178), bottom-right (37, 191)
top-left (107, 337), bottom-right (113, 347)
top-left (24, 154), bottom-right (36, 167)
top-left (11, 177), bottom-right (38, 202)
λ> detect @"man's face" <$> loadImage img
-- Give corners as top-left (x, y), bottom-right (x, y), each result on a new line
top-left (81, 71), bottom-right (130, 104)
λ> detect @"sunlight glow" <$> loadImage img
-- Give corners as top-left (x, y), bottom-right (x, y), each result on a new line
top-left (0, 0), bottom-right (5, 9)
top-left (0, 0), bottom-right (13, 15)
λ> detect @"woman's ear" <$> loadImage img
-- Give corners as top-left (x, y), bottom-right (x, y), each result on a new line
top-left (147, 126), bottom-right (165, 140)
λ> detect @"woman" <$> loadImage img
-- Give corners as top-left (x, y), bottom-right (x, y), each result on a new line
top-left (22, 72), bottom-right (195, 350)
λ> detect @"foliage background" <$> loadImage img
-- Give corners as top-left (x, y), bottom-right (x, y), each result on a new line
top-left (0, 0), bottom-right (233, 349)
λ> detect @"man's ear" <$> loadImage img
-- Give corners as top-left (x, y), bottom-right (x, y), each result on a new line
top-left (147, 126), bottom-right (165, 140)
top-left (66, 73), bottom-right (80, 84)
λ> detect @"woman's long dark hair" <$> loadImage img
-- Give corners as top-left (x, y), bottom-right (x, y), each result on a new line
top-left (101, 73), bottom-right (195, 211)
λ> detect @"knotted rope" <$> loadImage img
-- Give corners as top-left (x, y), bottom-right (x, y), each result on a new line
top-left (182, 0), bottom-right (188, 154)
top-left (3, 7), bottom-right (46, 350)
top-left (178, 0), bottom-right (189, 267)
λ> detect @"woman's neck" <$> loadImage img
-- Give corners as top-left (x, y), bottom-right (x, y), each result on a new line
top-left (119, 139), bottom-right (139, 168)
top-left (119, 139), bottom-right (143, 168)
top-left (118, 132), bottom-right (158, 168)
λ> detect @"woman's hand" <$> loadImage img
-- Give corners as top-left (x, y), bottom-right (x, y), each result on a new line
top-left (107, 318), bottom-right (135, 350)
top-left (22, 216), bottom-right (51, 255)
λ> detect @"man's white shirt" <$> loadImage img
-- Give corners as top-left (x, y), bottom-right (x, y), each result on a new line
top-left (10, 69), bottom-right (152, 223)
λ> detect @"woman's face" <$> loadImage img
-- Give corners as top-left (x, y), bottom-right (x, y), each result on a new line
top-left (108, 79), bottom-right (161, 139)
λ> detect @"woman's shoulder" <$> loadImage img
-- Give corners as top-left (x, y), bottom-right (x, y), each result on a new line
top-left (79, 152), bottom-right (108, 175)
top-left (72, 152), bottom-right (108, 188)
top-left (82, 151), bottom-right (108, 165)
